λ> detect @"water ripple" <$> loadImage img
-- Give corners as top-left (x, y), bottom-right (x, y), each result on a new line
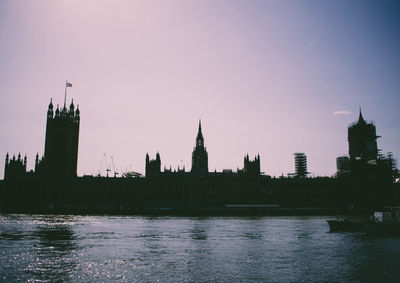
top-left (1, 215), bottom-right (400, 282)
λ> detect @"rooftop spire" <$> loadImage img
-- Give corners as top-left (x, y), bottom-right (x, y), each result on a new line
top-left (195, 119), bottom-right (204, 148)
top-left (358, 107), bottom-right (366, 124)
top-left (55, 104), bottom-right (60, 116)
top-left (197, 119), bottom-right (203, 140)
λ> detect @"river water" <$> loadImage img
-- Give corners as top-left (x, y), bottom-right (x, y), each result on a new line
top-left (0, 215), bottom-right (399, 282)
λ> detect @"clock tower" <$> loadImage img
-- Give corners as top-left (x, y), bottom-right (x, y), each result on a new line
top-left (191, 120), bottom-right (208, 175)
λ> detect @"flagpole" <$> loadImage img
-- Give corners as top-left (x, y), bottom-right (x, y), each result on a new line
top-left (64, 80), bottom-right (67, 109)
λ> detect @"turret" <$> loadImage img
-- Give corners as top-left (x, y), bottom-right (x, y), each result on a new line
top-left (35, 153), bottom-right (39, 171)
top-left (69, 99), bottom-right (75, 118)
top-left (55, 105), bottom-right (60, 116)
top-left (61, 102), bottom-right (67, 117)
top-left (4, 152), bottom-right (9, 180)
top-left (47, 99), bottom-right (54, 119)
top-left (69, 99), bottom-right (74, 111)
top-left (74, 105), bottom-right (80, 122)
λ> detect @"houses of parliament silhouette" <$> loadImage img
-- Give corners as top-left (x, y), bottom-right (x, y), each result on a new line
top-left (1, 87), bottom-right (398, 214)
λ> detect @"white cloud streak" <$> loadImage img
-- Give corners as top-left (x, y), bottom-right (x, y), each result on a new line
top-left (333, 110), bottom-right (351, 115)
top-left (309, 28), bottom-right (322, 47)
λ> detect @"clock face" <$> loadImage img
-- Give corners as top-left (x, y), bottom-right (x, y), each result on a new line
top-left (366, 141), bottom-right (374, 151)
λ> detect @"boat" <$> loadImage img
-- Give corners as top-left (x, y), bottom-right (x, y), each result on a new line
top-left (365, 207), bottom-right (400, 236)
top-left (327, 219), bottom-right (365, 232)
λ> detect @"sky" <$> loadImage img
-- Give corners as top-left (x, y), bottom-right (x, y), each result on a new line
top-left (1, 0), bottom-right (399, 178)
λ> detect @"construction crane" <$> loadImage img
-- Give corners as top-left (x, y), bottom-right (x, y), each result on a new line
top-left (104, 153), bottom-right (111, 177)
top-left (111, 156), bottom-right (119, 178)
top-left (98, 155), bottom-right (104, 177)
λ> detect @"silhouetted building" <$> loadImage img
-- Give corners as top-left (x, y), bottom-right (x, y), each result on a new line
top-left (146, 152), bottom-right (161, 177)
top-left (348, 109), bottom-right (379, 161)
top-left (1, 95), bottom-right (399, 214)
top-left (4, 153), bottom-right (27, 180)
top-left (336, 155), bottom-right (350, 176)
top-left (36, 99), bottom-right (80, 178)
top-left (191, 121), bottom-right (208, 175)
top-left (294, 153), bottom-right (308, 178)
top-left (243, 154), bottom-right (260, 176)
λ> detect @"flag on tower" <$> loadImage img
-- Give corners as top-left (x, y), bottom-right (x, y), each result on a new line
top-left (64, 81), bottom-right (72, 108)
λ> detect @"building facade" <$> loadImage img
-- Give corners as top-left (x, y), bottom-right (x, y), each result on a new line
top-left (294, 153), bottom-right (308, 178)
top-left (4, 153), bottom-right (27, 180)
top-left (348, 109), bottom-right (378, 161)
top-left (336, 155), bottom-right (350, 176)
top-left (145, 152), bottom-right (161, 178)
top-left (36, 99), bottom-right (80, 178)
top-left (243, 154), bottom-right (261, 176)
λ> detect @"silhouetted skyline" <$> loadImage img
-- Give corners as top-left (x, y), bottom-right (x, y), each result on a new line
top-left (1, 1), bottom-right (399, 178)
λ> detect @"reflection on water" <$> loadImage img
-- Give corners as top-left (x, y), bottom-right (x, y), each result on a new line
top-left (0, 215), bottom-right (79, 282)
top-left (190, 218), bottom-right (209, 241)
top-left (36, 224), bottom-right (75, 249)
top-left (1, 215), bottom-right (400, 282)
top-left (31, 222), bottom-right (77, 282)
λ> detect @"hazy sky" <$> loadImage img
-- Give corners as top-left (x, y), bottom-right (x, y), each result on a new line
top-left (1, 0), bottom-right (399, 178)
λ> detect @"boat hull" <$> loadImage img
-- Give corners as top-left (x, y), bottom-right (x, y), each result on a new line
top-left (327, 220), bottom-right (365, 232)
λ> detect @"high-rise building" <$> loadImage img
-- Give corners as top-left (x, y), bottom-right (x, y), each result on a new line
top-left (336, 155), bottom-right (350, 175)
top-left (36, 99), bottom-right (80, 178)
top-left (348, 109), bottom-right (379, 161)
top-left (294, 153), bottom-right (308, 178)
top-left (191, 121), bottom-right (208, 175)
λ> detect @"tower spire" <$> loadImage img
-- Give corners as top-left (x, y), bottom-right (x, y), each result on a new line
top-left (358, 107), bottom-right (365, 124)
top-left (197, 119), bottom-right (203, 141)
top-left (198, 119), bottom-right (202, 134)
top-left (191, 120), bottom-right (208, 175)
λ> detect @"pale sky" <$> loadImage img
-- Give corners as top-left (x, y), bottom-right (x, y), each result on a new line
top-left (1, 0), bottom-right (399, 178)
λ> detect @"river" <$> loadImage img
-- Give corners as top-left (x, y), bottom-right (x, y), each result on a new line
top-left (0, 215), bottom-right (399, 282)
